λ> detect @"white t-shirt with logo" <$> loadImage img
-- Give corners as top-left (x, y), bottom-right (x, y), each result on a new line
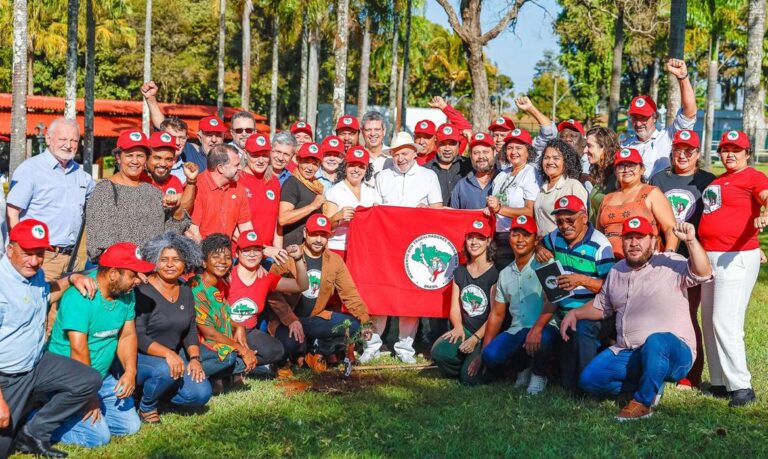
top-left (490, 163), bottom-right (541, 233)
top-left (325, 181), bottom-right (377, 251)
top-left (622, 109), bottom-right (696, 179)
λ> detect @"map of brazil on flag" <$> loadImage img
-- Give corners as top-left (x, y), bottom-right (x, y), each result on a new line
top-left (346, 206), bottom-right (491, 318)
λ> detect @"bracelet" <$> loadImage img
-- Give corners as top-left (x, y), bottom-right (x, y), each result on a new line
top-left (676, 73), bottom-right (688, 81)
top-left (472, 333), bottom-right (480, 341)
top-left (186, 180), bottom-right (196, 185)
top-left (189, 355), bottom-right (201, 361)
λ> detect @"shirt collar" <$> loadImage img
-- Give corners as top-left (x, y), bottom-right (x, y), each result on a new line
top-left (628, 128), bottom-right (661, 145)
top-left (393, 162), bottom-right (419, 177)
top-left (42, 149), bottom-right (76, 173)
top-left (509, 254), bottom-right (536, 274)
top-left (201, 171), bottom-right (231, 191)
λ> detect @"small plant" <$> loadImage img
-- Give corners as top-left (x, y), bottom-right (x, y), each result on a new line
top-left (331, 320), bottom-right (371, 378)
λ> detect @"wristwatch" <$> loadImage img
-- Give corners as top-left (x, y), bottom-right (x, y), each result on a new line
top-left (189, 355), bottom-right (201, 362)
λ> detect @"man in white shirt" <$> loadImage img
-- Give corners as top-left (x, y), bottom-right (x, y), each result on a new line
top-left (622, 58), bottom-right (696, 179)
top-left (362, 111), bottom-right (392, 174)
top-left (365, 132), bottom-right (443, 364)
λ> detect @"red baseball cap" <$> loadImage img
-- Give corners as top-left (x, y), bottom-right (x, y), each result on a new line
top-left (627, 96), bottom-right (657, 118)
top-left (9, 219), bottom-right (52, 250)
top-left (244, 133), bottom-right (271, 156)
top-left (297, 142), bottom-right (322, 161)
top-left (614, 147), bottom-right (643, 166)
top-left (672, 129), bottom-right (700, 149)
top-left (510, 215), bottom-right (537, 235)
top-left (305, 214), bottom-right (332, 235)
top-left (99, 242), bottom-right (156, 273)
top-left (503, 128), bottom-right (533, 147)
top-left (117, 129), bottom-right (149, 151)
top-left (719, 130), bottom-right (750, 150)
top-left (622, 216), bottom-right (655, 237)
top-left (469, 132), bottom-right (494, 149)
top-left (236, 230), bottom-right (263, 250)
top-left (465, 219), bottom-right (492, 238)
top-left (345, 146), bottom-right (370, 165)
top-left (290, 121), bottom-right (314, 137)
top-left (321, 136), bottom-right (345, 157)
top-left (435, 123), bottom-right (461, 143)
top-left (335, 115), bottom-right (360, 132)
top-left (488, 116), bottom-right (515, 132)
top-left (551, 195), bottom-right (587, 215)
top-left (414, 120), bottom-right (437, 136)
top-left (558, 119), bottom-right (585, 136)
top-left (198, 116), bottom-right (227, 133)
top-left (149, 131), bottom-right (176, 150)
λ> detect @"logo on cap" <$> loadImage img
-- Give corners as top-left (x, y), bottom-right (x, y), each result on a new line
top-left (135, 248), bottom-right (142, 259)
top-left (679, 131), bottom-right (691, 140)
top-left (496, 117), bottom-right (505, 125)
top-left (329, 139), bottom-right (339, 147)
top-left (166, 188), bottom-right (177, 195)
top-left (317, 217), bottom-right (328, 226)
top-left (474, 133), bottom-right (484, 140)
top-left (512, 128), bottom-right (521, 136)
top-left (209, 119), bottom-right (219, 126)
top-left (516, 216), bottom-right (528, 224)
top-left (353, 149), bottom-right (364, 158)
top-left (246, 232), bottom-right (258, 241)
top-left (635, 98), bottom-right (646, 108)
top-left (472, 220), bottom-right (484, 229)
top-left (31, 225), bottom-right (46, 239)
top-left (160, 133), bottom-right (172, 143)
top-left (343, 117), bottom-right (352, 125)
top-left (420, 122), bottom-right (428, 129)
top-left (443, 126), bottom-right (453, 135)
top-left (727, 131), bottom-right (739, 140)
top-left (628, 218), bottom-right (641, 229)
top-left (309, 144), bottom-right (319, 154)
top-left (567, 119), bottom-right (575, 124)
top-left (559, 197), bottom-right (569, 207)
top-left (297, 122), bottom-right (306, 128)
top-left (256, 136), bottom-right (266, 146)
top-left (620, 148), bottom-right (631, 158)
top-left (129, 132), bottom-right (142, 141)
top-left (266, 190), bottom-right (276, 200)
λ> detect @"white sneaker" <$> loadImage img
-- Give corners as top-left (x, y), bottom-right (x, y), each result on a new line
top-left (527, 374), bottom-right (548, 395)
top-left (397, 353), bottom-right (417, 364)
top-left (514, 368), bottom-right (531, 388)
top-left (358, 350), bottom-right (380, 364)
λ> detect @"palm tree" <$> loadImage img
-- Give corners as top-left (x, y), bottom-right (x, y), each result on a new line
top-left (356, 13), bottom-right (371, 117)
top-left (64, 0), bottom-right (79, 120)
top-left (142, 0), bottom-right (152, 134)
top-left (269, 14), bottom-right (278, 133)
top-left (241, 0), bottom-right (253, 111)
top-left (387, 7), bottom-right (400, 134)
top-left (608, 9), bottom-right (624, 130)
top-left (399, 0), bottom-right (413, 131)
top-left (332, 0), bottom-right (350, 122)
top-left (10, 0), bottom-right (29, 174)
top-left (743, 0), bottom-right (766, 154)
top-left (299, 11), bottom-right (308, 120)
top-left (217, 0), bottom-right (226, 119)
top-left (666, 0), bottom-right (687, 126)
top-left (84, 0), bottom-right (95, 174)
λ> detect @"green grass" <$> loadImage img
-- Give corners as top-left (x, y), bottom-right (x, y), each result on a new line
top-left (12, 240), bottom-right (768, 458)
top-left (708, 162), bottom-right (768, 176)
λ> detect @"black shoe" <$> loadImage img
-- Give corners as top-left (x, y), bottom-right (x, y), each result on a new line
top-left (707, 385), bottom-right (728, 398)
top-left (728, 388), bottom-right (756, 407)
top-left (14, 425), bottom-right (68, 458)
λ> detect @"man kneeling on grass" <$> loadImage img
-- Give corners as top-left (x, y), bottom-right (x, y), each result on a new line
top-left (269, 214), bottom-right (374, 371)
top-left (561, 217), bottom-right (712, 421)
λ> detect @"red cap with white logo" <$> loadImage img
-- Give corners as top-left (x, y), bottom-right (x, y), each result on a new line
top-left (321, 136), bottom-right (345, 157)
top-left (117, 129), bottom-right (150, 151)
top-left (305, 214), bottom-right (332, 235)
top-left (503, 128), bottom-right (533, 147)
top-left (469, 132), bottom-right (494, 149)
top-left (614, 147), bottom-right (643, 166)
top-left (335, 115), bottom-right (360, 132)
top-left (290, 121), bottom-right (314, 137)
top-left (622, 216), bottom-right (655, 237)
top-left (149, 131), bottom-right (176, 150)
top-left (435, 123), bottom-right (461, 143)
top-left (297, 142), bottom-right (322, 160)
top-left (510, 215), bottom-right (537, 235)
top-left (465, 219), bottom-right (492, 238)
top-left (718, 130), bottom-right (750, 150)
top-left (557, 119), bottom-right (585, 136)
top-left (236, 230), bottom-right (264, 249)
top-left (488, 116), bottom-right (515, 132)
top-left (9, 219), bottom-right (52, 250)
top-left (672, 129), bottom-right (700, 149)
top-left (627, 96), bottom-right (657, 118)
top-left (345, 146), bottom-right (370, 165)
top-left (551, 195), bottom-right (587, 215)
top-left (245, 133), bottom-right (271, 156)
top-left (414, 120), bottom-right (437, 136)
top-left (99, 242), bottom-right (156, 273)
top-left (198, 116), bottom-right (227, 133)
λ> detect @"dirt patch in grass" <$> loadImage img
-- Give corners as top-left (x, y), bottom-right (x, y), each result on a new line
top-left (310, 372), bottom-right (387, 395)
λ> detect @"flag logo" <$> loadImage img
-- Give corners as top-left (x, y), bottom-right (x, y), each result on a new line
top-left (628, 218), bottom-right (641, 229)
top-left (256, 136), bottom-right (266, 146)
top-left (404, 234), bottom-right (459, 290)
top-left (266, 190), bottom-right (276, 200)
top-left (166, 188), bottom-right (177, 195)
top-left (512, 129), bottom-right (521, 136)
top-left (635, 98), bottom-right (646, 108)
top-left (246, 231), bottom-right (258, 241)
top-left (420, 122), bottom-right (428, 129)
top-left (443, 126), bottom-right (453, 135)
top-left (209, 119), bottom-right (219, 126)
top-left (231, 298), bottom-right (258, 323)
top-left (329, 139), bottom-right (339, 147)
top-left (460, 285), bottom-right (489, 317)
top-left (545, 275), bottom-right (558, 289)
top-left (496, 117), bottom-right (505, 125)
top-left (303, 270), bottom-right (322, 298)
top-left (343, 117), bottom-right (352, 125)
top-left (727, 131), bottom-right (739, 140)
top-left (679, 131), bottom-right (691, 140)
top-left (297, 122), bottom-right (306, 128)
top-left (129, 132), bottom-right (143, 141)
top-left (160, 133), bottom-right (172, 143)
top-left (31, 225), bottom-right (46, 239)
top-left (620, 148), bottom-right (631, 158)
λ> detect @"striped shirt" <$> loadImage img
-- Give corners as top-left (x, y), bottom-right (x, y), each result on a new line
top-left (542, 224), bottom-right (614, 310)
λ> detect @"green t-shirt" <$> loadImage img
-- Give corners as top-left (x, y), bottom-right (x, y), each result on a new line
top-left (47, 272), bottom-right (136, 377)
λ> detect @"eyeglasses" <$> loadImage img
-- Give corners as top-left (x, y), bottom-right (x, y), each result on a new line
top-left (672, 148), bottom-right (696, 157)
top-left (233, 128), bottom-right (255, 134)
top-left (555, 215), bottom-right (581, 227)
top-left (616, 163), bottom-right (640, 171)
top-left (239, 247), bottom-right (263, 255)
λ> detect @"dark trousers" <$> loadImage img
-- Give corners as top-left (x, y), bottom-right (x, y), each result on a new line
top-left (0, 352), bottom-right (102, 457)
top-left (561, 319), bottom-right (602, 390)
top-left (275, 312), bottom-right (361, 358)
top-left (494, 232), bottom-right (514, 271)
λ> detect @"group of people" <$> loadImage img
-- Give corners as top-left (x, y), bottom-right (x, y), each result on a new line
top-left (1, 57), bottom-right (766, 457)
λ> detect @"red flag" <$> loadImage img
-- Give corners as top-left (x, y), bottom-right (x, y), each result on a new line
top-left (346, 206), bottom-right (490, 318)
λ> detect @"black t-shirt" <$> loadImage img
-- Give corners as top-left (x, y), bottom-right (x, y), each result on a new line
top-left (427, 156), bottom-right (473, 206)
top-left (295, 254), bottom-right (323, 317)
top-left (453, 264), bottom-right (499, 333)
top-left (280, 176), bottom-right (321, 246)
top-left (650, 169), bottom-right (716, 257)
top-left (134, 282), bottom-right (198, 354)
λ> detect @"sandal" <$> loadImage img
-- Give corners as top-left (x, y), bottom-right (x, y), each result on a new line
top-left (139, 409), bottom-right (161, 424)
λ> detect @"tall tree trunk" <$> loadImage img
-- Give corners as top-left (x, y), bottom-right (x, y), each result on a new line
top-left (388, 10), bottom-right (400, 135)
top-left (357, 15), bottom-right (371, 117)
top-left (142, 0), bottom-right (152, 134)
top-left (666, 0), bottom-right (687, 127)
top-left (269, 15), bottom-right (279, 134)
top-left (216, 0), bottom-right (226, 119)
top-left (26, 52), bottom-right (34, 95)
top-left (608, 11), bottom-right (623, 130)
top-left (10, 0), bottom-right (28, 174)
top-left (465, 39), bottom-right (491, 131)
top-left (703, 35), bottom-right (719, 169)
top-left (743, 0), bottom-right (766, 157)
top-left (84, 0), bottom-right (95, 174)
top-left (307, 25), bottom-right (320, 129)
top-left (299, 12), bottom-right (308, 120)
top-left (241, 0), bottom-right (252, 111)
top-left (649, 57), bottom-right (660, 102)
top-left (332, 0), bottom-right (350, 121)
top-left (65, 0), bottom-right (79, 120)
top-left (400, 0), bottom-right (412, 131)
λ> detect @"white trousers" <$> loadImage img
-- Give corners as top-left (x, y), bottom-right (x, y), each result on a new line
top-left (701, 248), bottom-right (761, 391)
top-left (368, 316), bottom-right (419, 360)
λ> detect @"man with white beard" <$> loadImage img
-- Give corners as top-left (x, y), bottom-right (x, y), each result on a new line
top-left (6, 117), bottom-right (95, 281)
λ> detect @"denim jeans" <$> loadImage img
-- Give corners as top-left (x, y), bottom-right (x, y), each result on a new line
top-left (49, 373), bottom-right (141, 447)
top-left (136, 353), bottom-right (212, 412)
top-left (275, 312), bottom-right (361, 357)
top-left (199, 345), bottom-right (243, 378)
top-left (482, 325), bottom-right (559, 376)
top-left (578, 332), bottom-right (693, 406)
top-left (560, 318), bottom-right (602, 390)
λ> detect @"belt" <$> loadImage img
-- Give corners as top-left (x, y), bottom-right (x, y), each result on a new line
top-left (49, 246), bottom-right (75, 256)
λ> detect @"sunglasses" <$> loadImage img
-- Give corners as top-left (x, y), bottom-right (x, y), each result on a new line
top-left (233, 128), bottom-right (255, 134)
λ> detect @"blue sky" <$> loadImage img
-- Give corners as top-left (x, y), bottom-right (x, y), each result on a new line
top-left (423, 0), bottom-right (562, 93)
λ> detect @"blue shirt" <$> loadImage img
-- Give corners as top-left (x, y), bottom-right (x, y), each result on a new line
top-left (450, 171), bottom-right (495, 210)
top-left (495, 256), bottom-right (557, 334)
top-left (315, 170), bottom-right (334, 193)
top-left (169, 158), bottom-right (187, 184)
top-left (0, 256), bottom-right (50, 374)
top-left (7, 150), bottom-right (95, 247)
top-left (181, 143), bottom-right (208, 171)
top-left (277, 168), bottom-right (292, 186)
top-left (542, 223), bottom-right (615, 310)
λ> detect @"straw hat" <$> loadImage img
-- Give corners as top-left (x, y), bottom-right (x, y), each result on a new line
top-left (384, 132), bottom-right (423, 154)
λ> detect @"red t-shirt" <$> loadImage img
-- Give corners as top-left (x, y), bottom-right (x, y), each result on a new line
top-left (416, 151), bottom-right (437, 166)
top-left (140, 173), bottom-right (184, 196)
top-left (226, 267), bottom-right (281, 329)
top-left (239, 172), bottom-right (280, 246)
top-left (699, 167), bottom-right (768, 252)
top-left (191, 171), bottom-right (252, 238)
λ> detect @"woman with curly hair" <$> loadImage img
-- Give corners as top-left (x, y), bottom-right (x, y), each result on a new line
top-left (534, 138), bottom-right (589, 237)
top-left (134, 233), bottom-right (211, 423)
top-left (584, 127), bottom-right (619, 224)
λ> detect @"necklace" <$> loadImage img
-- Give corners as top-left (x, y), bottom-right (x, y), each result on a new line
top-left (151, 278), bottom-right (179, 303)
